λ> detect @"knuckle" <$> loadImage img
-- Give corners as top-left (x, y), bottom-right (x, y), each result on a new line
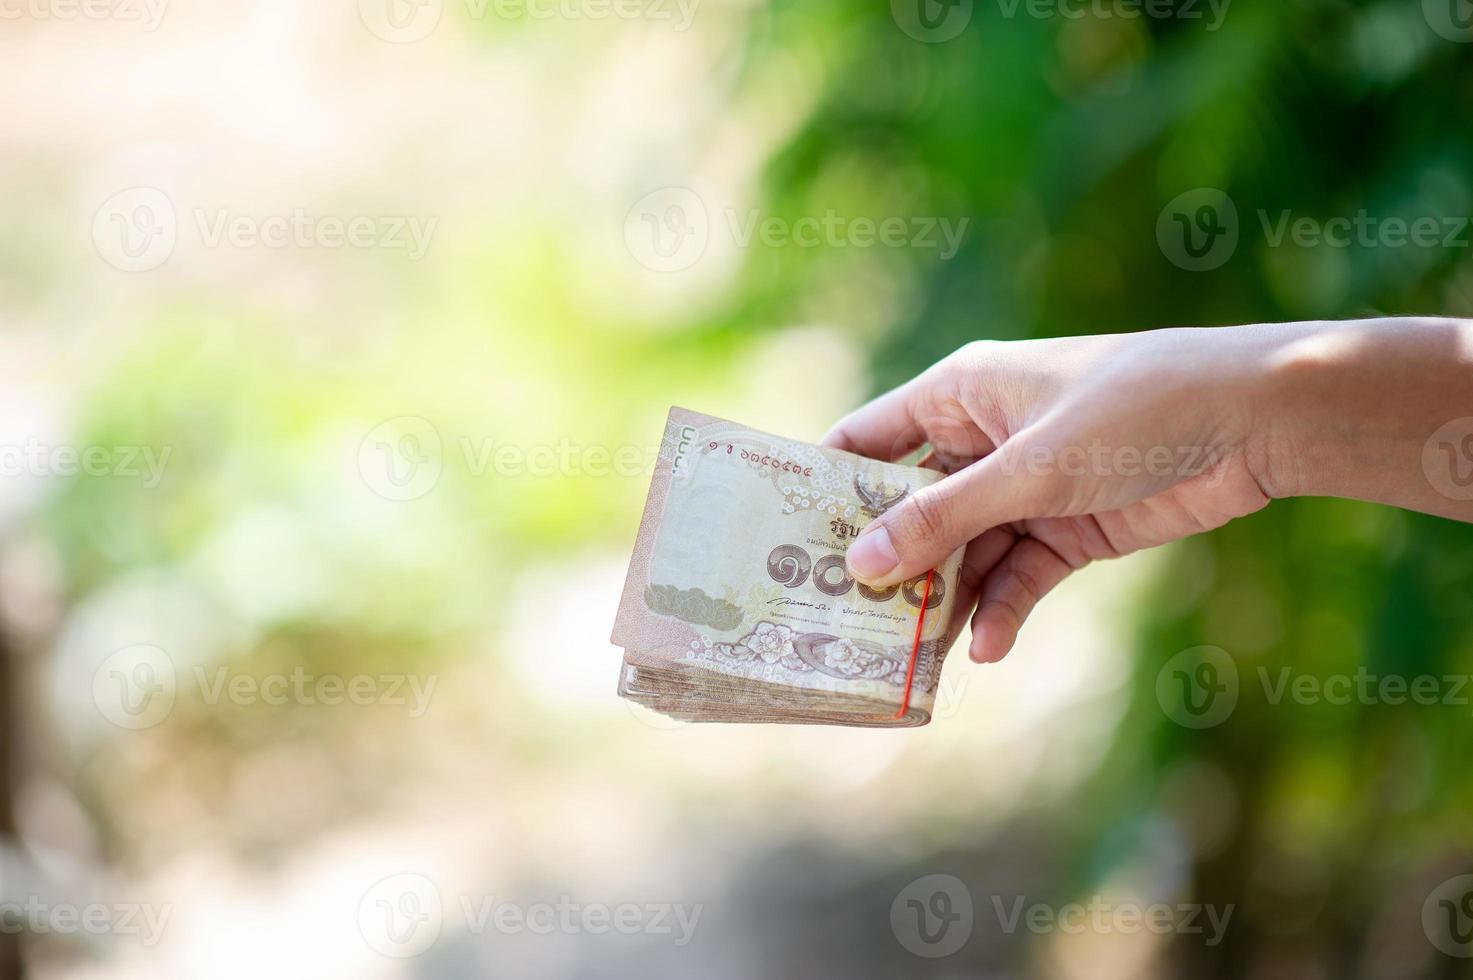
top-left (892, 487), bottom-right (951, 552)
top-left (926, 341), bottom-right (990, 385)
top-left (955, 339), bottom-right (998, 365)
top-left (978, 596), bottom-right (1026, 632)
top-left (995, 561), bottom-right (1045, 607)
top-left (885, 416), bottom-right (929, 461)
top-left (957, 556), bottom-right (987, 596)
top-left (1001, 557), bottom-right (1048, 604)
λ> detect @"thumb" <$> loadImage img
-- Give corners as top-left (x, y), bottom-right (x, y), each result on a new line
top-left (846, 454), bottom-right (1029, 589)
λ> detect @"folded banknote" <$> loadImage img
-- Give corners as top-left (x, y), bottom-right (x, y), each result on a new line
top-left (612, 407), bottom-right (966, 727)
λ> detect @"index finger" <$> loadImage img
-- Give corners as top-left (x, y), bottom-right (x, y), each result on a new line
top-left (820, 383), bottom-right (926, 462)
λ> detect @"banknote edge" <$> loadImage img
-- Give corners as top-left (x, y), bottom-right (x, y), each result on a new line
top-left (610, 407), bottom-right (685, 649)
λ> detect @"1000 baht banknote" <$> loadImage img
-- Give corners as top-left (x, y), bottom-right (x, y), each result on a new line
top-left (612, 407), bottom-right (966, 727)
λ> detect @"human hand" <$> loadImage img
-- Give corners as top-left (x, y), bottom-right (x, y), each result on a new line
top-left (822, 327), bottom-right (1283, 664)
top-left (825, 318), bottom-right (1473, 664)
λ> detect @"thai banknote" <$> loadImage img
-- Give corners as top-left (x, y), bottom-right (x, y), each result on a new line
top-left (612, 407), bottom-right (967, 727)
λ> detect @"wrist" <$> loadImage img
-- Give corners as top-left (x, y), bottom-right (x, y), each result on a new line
top-left (1248, 318), bottom-right (1473, 511)
top-left (1248, 322), bottom-right (1348, 500)
top-left (1159, 321), bottom-right (1327, 501)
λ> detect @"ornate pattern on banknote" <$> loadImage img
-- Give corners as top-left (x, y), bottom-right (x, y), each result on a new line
top-left (690, 622), bottom-right (911, 685)
top-left (644, 584), bottom-right (744, 631)
top-left (854, 474), bottom-right (909, 516)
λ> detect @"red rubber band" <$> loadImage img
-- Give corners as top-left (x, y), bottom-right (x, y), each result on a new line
top-left (894, 569), bottom-right (934, 720)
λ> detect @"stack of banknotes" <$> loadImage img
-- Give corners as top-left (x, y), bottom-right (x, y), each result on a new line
top-left (612, 408), bottom-right (965, 728)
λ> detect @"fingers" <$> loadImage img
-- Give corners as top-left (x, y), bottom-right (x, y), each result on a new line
top-left (823, 386), bottom-right (997, 468)
top-left (820, 383), bottom-right (925, 461)
top-left (968, 536), bottom-right (1079, 663)
top-left (845, 451), bottom-right (1038, 589)
top-left (943, 526), bottom-right (1017, 646)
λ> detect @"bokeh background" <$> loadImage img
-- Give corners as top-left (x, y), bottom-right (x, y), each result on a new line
top-left (2, 0), bottom-right (1473, 976)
